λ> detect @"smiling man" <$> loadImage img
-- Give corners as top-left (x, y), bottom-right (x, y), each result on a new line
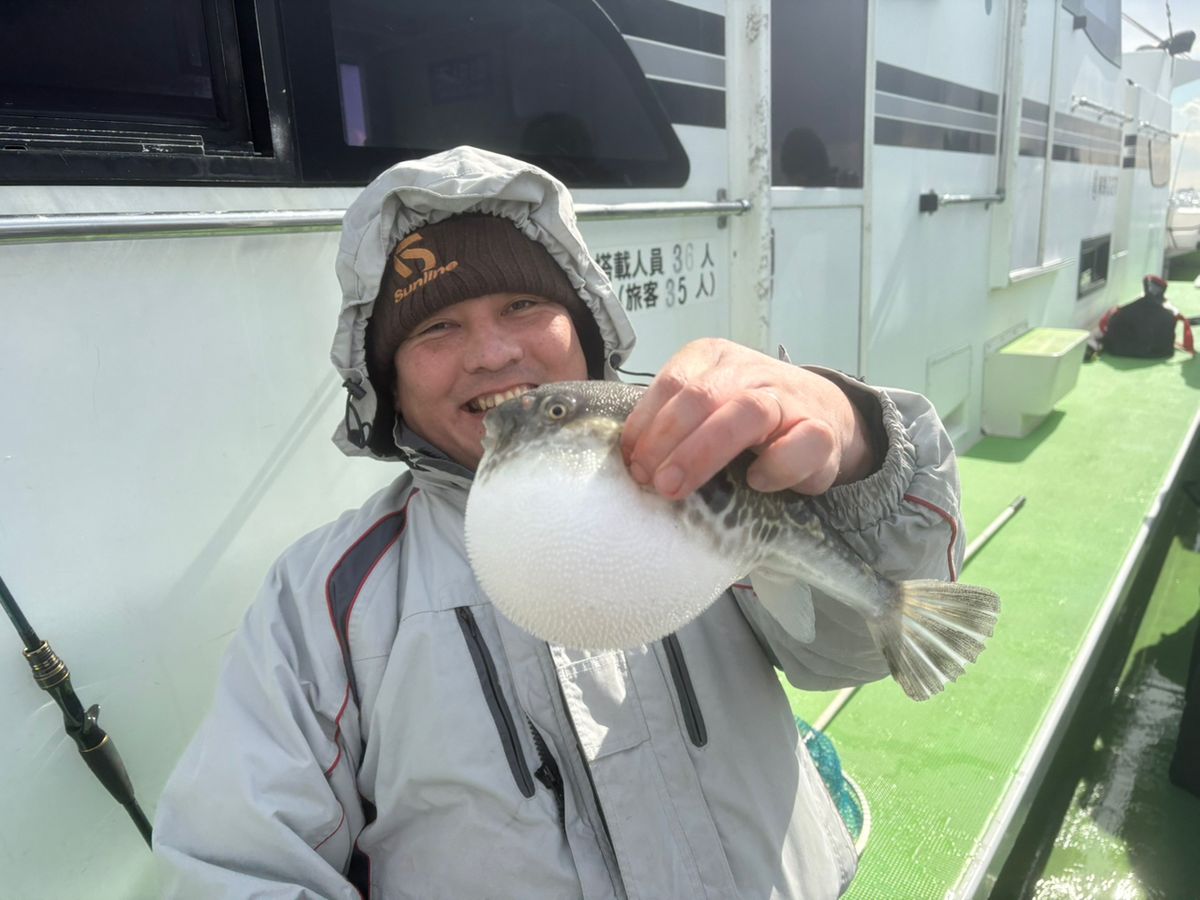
top-left (365, 213), bottom-right (599, 471)
top-left (154, 146), bottom-right (969, 899)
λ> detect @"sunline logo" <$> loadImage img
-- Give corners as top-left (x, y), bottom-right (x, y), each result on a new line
top-left (391, 232), bottom-right (460, 303)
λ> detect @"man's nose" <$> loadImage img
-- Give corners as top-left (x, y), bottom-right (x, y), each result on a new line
top-left (464, 325), bottom-right (523, 371)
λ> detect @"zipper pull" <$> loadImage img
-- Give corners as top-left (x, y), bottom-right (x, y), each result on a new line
top-left (527, 717), bottom-right (566, 829)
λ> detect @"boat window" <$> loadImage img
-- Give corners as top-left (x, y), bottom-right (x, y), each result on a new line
top-left (281, 0), bottom-right (688, 187)
top-left (0, 0), bottom-right (686, 188)
top-left (0, 0), bottom-right (280, 183)
top-left (3, 3), bottom-right (217, 124)
top-left (1149, 136), bottom-right (1170, 189)
top-left (769, 0), bottom-right (868, 188)
top-left (1078, 235), bottom-right (1110, 297)
top-left (1061, 0), bottom-right (1121, 66)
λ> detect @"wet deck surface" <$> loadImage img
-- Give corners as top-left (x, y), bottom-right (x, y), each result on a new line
top-left (785, 270), bottom-right (1200, 898)
top-left (1032, 495), bottom-right (1200, 899)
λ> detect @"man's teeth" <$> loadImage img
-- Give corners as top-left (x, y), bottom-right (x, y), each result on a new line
top-left (468, 386), bottom-right (533, 412)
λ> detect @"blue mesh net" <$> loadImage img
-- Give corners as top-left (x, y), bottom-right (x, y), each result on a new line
top-left (796, 716), bottom-right (864, 842)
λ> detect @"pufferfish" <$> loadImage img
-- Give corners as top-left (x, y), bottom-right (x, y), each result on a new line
top-left (464, 381), bottom-right (999, 701)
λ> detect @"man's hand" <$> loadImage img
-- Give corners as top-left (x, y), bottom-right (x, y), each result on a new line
top-left (619, 339), bottom-right (877, 500)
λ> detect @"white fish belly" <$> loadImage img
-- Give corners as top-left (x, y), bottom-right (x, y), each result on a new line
top-left (465, 449), bottom-right (741, 650)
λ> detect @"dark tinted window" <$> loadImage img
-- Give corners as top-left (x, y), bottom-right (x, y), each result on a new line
top-left (1062, 0), bottom-right (1121, 66)
top-left (1, 1), bottom-right (219, 125)
top-left (302, 0), bottom-right (687, 186)
top-left (0, 0), bottom-right (283, 184)
top-left (770, 0), bottom-right (867, 187)
top-left (1078, 235), bottom-right (1110, 296)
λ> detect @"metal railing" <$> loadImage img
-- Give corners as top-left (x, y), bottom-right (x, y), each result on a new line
top-left (0, 199), bottom-right (751, 245)
top-left (1137, 121), bottom-right (1178, 140)
top-left (1070, 95), bottom-right (1134, 124)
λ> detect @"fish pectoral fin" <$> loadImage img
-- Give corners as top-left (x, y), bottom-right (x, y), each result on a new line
top-left (749, 570), bottom-right (816, 643)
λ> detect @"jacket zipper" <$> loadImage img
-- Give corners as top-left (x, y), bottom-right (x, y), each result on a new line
top-left (455, 606), bottom-right (535, 798)
top-left (663, 633), bottom-right (707, 747)
top-left (526, 716), bottom-right (566, 828)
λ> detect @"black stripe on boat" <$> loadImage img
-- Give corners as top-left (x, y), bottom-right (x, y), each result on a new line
top-left (1051, 144), bottom-right (1121, 167)
top-left (647, 77), bottom-right (726, 129)
top-left (599, 0), bottom-right (724, 55)
top-left (875, 116), bottom-right (997, 155)
top-left (876, 62), bottom-right (999, 115)
top-left (1022, 98), bottom-right (1050, 123)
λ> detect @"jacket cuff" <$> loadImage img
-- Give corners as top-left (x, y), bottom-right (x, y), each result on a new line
top-left (804, 367), bottom-right (916, 533)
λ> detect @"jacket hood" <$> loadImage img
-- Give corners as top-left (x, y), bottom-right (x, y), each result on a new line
top-left (330, 145), bottom-right (637, 459)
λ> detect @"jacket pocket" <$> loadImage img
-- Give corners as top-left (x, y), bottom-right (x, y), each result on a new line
top-left (663, 633), bottom-right (707, 747)
top-left (455, 606), bottom-right (535, 798)
top-left (558, 650), bottom-right (650, 760)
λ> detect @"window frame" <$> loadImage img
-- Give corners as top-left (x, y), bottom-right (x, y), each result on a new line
top-left (1077, 234), bottom-right (1111, 297)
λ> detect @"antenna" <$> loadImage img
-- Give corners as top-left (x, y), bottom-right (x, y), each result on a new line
top-left (1122, 12), bottom-right (1165, 46)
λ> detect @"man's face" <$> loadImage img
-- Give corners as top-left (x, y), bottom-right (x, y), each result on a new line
top-left (393, 291), bottom-right (590, 469)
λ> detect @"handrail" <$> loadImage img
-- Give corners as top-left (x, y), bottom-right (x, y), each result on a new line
top-left (1137, 121), bottom-right (1178, 139)
top-left (0, 209), bottom-right (346, 244)
top-left (580, 199), bottom-right (750, 221)
top-left (919, 191), bottom-right (1005, 214)
top-left (0, 200), bottom-right (751, 245)
top-left (1070, 95), bottom-right (1134, 124)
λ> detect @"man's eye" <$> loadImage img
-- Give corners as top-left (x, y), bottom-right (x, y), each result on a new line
top-left (508, 297), bottom-right (539, 312)
top-left (415, 321), bottom-right (451, 336)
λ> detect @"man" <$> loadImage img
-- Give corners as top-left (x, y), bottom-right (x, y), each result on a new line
top-left (1091, 274), bottom-right (1194, 360)
top-left (154, 146), bottom-right (967, 898)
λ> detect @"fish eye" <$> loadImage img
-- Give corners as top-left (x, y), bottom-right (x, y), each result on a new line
top-left (542, 397), bottom-right (572, 421)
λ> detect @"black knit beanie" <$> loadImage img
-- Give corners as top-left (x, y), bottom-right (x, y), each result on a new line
top-left (364, 214), bottom-right (605, 457)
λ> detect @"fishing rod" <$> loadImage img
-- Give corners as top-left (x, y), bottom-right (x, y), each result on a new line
top-left (964, 495), bottom-right (1026, 560)
top-left (0, 573), bottom-right (153, 848)
top-left (812, 495), bottom-right (1027, 733)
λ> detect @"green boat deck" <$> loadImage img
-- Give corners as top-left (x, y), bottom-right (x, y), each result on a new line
top-left (786, 271), bottom-right (1200, 898)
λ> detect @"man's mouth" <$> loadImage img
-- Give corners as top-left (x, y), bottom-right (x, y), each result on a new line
top-left (464, 384), bottom-right (537, 414)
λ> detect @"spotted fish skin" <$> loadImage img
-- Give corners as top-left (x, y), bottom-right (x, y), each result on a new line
top-left (689, 453), bottom-right (890, 610)
top-left (472, 381), bottom-right (1000, 701)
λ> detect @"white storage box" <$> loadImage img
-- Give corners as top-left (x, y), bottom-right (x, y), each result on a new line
top-left (982, 327), bottom-right (1089, 438)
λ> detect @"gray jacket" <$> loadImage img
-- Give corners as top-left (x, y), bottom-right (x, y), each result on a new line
top-left (154, 148), bottom-right (966, 899)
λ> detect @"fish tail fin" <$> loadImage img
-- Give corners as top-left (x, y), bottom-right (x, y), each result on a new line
top-left (867, 580), bottom-right (1000, 702)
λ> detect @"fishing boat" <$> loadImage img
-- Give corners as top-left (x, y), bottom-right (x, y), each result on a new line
top-left (1169, 188), bottom-right (1200, 259)
top-left (1, 1), bottom-right (1197, 896)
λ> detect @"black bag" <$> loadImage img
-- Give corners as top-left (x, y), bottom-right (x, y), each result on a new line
top-left (1100, 297), bottom-right (1192, 359)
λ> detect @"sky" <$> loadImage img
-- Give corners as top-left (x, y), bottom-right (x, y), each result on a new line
top-left (1122, 0), bottom-right (1174, 50)
top-left (1121, 1), bottom-right (1200, 190)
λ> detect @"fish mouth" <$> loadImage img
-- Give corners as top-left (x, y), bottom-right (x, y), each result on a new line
top-left (463, 384), bottom-right (537, 415)
top-left (474, 386), bottom-right (541, 458)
